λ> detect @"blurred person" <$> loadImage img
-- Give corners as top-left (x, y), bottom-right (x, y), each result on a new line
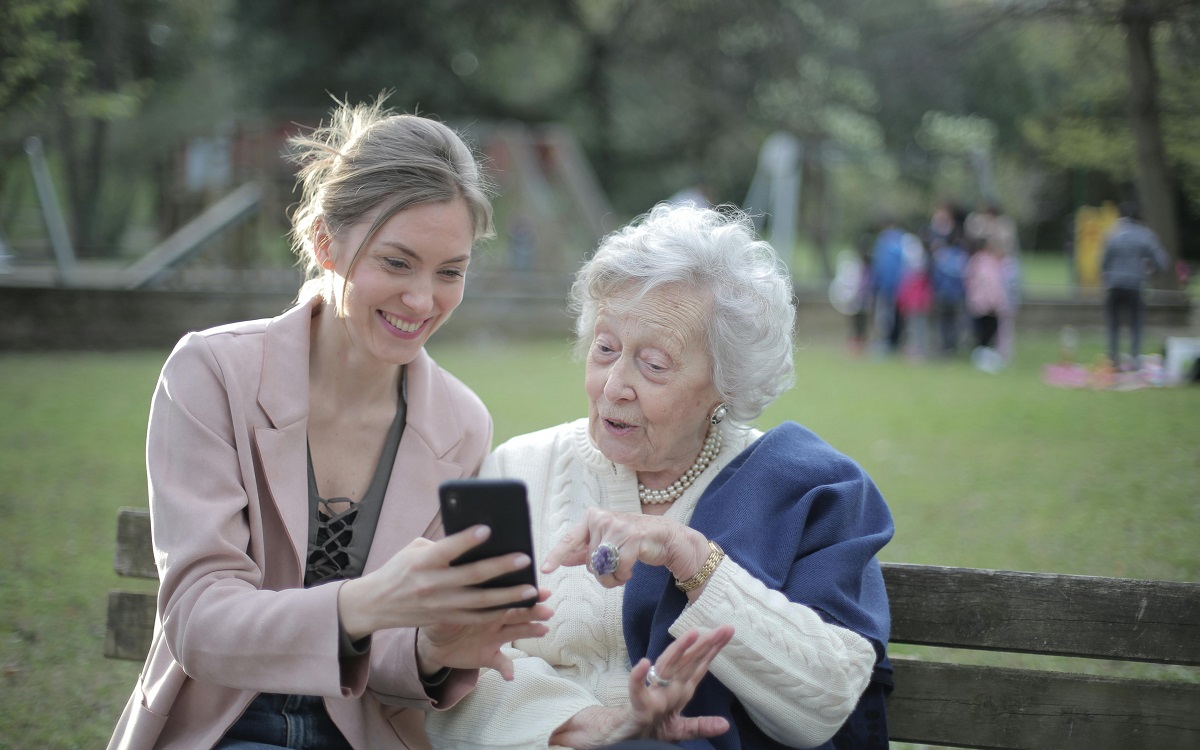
top-left (426, 203), bottom-right (895, 750)
top-left (922, 201), bottom-right (962, 248)
top-left (108, 99), bottom-right (553, 750)
top-left (850, 231), bottom-right (875, 353)
top-left (1101, 200), bottom-right (1170, 370)
top-left (965, 202), bottom-right (1018, 258)
top-left (964, 236), bottom-right (1010, 373)
top-left (897, 232), bottom-right (932, 360)
top-left (930, 230), bottom-right (969, 356)
top-left (870, 219), bottom-right (906, 354)
top-left (966, 202), bottom-right (1021, 361)
top-left (828, 232), bottom-right (873, 354)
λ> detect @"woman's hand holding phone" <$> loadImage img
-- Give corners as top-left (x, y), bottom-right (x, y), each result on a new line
top-left (416, 578), bottom-right (553, 681)
top-left (336, 523), bottom-right (553, 677)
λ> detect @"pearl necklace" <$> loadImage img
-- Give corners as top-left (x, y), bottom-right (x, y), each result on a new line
top-left (638, 426), bottom-right (723, 505)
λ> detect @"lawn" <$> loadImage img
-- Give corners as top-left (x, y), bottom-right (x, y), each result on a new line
top-left (1, 329), bottom-right (1197, 748)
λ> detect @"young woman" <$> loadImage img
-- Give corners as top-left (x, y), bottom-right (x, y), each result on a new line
top-left (109, 99), bottom-right (551, 750)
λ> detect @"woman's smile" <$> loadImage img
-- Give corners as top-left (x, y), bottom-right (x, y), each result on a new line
top-left (378, 309), bottom-right (427, 337)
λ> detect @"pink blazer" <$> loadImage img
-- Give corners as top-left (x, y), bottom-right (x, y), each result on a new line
top-left (109, 297), bottom-right (493, 750)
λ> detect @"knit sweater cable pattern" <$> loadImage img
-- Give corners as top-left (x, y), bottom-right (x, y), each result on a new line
top-left (424, 419), bottom-right (876, 749)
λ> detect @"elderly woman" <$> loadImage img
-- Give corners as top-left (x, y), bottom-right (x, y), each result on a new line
top-left (426, 204), bottom-right (893, 750)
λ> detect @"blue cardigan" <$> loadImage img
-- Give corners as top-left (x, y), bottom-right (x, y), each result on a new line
top-left (623, 422), bottom-right (894, 749)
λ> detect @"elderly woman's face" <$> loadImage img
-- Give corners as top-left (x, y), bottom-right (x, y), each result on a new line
top-left (585, 284), bottom-right (721, 485)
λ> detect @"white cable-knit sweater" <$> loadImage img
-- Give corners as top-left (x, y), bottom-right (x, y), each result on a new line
top-left (425, 419), bottom-right (876, 749)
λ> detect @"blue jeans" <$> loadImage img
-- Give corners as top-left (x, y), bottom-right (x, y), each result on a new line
top-left (215, 693), bottom-right (352, 750)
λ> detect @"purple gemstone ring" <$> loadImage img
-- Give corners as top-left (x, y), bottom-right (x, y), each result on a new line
top-left (590, 541), bottom-right (621, 576)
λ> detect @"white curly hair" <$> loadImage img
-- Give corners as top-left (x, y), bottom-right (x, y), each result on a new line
top-left (569, 203), bottom-right (796, 426)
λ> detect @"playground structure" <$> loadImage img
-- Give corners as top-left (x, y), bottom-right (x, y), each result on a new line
top-left (481, 123), bottom-right (614, 277)
top-left (3, 121), bottom-right (613, 295)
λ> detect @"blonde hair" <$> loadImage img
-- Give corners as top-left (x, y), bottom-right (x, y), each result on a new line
top-left (287, 96), bottom-right (494, 301)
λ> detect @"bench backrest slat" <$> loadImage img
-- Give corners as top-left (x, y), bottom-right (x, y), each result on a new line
top-left (104, 591), bottom-right (157, 660)
top-left (883, 562), bottom-right (1200, 665)
top-left (114, 507), bottom-right (156, 579)
top-left (889, 658), bottom-right (1200, 750)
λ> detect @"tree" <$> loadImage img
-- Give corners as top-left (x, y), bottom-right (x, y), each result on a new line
top-left (1, 0), bottom-right (225, 257)
top-left (998, 0), bottom-right (1200, 272)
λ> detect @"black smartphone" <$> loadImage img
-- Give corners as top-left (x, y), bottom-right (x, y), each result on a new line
top-left (438, 478), bottom-right (537, 607)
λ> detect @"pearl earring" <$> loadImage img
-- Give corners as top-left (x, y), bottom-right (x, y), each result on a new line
top-left (710, 403), bottom-right (728, 425)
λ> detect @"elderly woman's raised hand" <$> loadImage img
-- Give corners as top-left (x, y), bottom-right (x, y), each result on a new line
top-left (542, 507), bottom-right (713, 593)
top-left (549, 625), bottom-right (734, 748)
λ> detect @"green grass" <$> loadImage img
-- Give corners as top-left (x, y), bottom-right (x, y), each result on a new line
top-left (1, 332), bottom-right (1197, 748)
top-left (0, 353), bottom-right (163, 749)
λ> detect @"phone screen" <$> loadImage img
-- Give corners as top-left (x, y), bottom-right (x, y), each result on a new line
top-left (438, 478), bottom-right (537, 606)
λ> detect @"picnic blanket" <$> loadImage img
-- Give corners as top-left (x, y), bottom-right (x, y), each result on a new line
top-left (1041, 356), bottom-right (1168, 391)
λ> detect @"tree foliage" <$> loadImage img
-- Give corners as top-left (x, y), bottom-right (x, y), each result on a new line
top-left (0, 0), bottom-right (90, 111)
top-left (228, 0), bottom-right (889, 214)
top-left (1, 0), bottom-right (228, 255)
top-left (4, 0), bottom-right (1196, 263)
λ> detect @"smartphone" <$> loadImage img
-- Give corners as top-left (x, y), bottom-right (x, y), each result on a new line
top-left (438, 478), bottom-right (537, 607)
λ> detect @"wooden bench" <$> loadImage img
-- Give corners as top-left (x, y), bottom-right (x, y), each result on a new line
top-left (105, 507), bottom-right (159, 661)
top-left (107, 507), bottom-right (1200, 749)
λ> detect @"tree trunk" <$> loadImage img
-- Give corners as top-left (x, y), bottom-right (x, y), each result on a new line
top-left (76, 117), bottom-right (110, 256)
top-left (803, 142), bottom-right (834, 282)
top-left (1122, 1), bottom-right (1179, 286)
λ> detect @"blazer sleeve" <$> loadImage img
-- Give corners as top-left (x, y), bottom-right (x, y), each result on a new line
top-left (148, 333), bottom-right (354, 698)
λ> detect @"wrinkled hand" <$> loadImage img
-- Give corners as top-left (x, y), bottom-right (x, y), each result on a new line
top-left (338, 525), bottom-right (551, 648)
top-left (542, 507), bottom-right (710, 589)
top-left (549, 626), bottom-right (735, 748)
top-left (417, 588), bottom-right (552, 680)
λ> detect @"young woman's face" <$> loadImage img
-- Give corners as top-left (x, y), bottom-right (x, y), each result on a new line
top-left (324, 198), bottom-right (474, 366)
top-left (584, 283), bottom-right (722, 487)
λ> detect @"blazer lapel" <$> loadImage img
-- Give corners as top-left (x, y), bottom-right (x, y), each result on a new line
top-left (253, 299), bottom-right (319, 579)
top-left (366, 348), bottom-right (470, 571)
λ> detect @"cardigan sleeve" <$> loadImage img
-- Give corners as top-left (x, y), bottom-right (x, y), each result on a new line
top-left (669, 558), bottom-right (876, 747)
